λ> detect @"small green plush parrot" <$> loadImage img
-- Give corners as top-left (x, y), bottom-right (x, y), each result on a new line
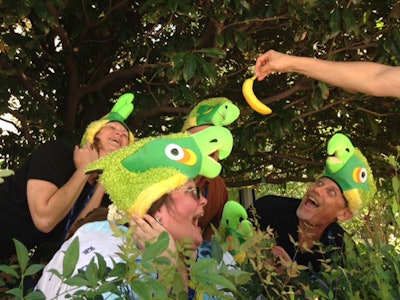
top-left (86, 126), bottom-right (233, 217)
top-left (220, 200), bottom-right (253, 253)
top-left (181, 97), bottom-right (240, 131)
top-left (323, 133), bottom-right (376, 214)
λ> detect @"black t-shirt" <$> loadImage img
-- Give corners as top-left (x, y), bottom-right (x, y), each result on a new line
top-left (248, 195), bottom-right (345, 271)
top-left (0, 139), bottom-right (110, 259)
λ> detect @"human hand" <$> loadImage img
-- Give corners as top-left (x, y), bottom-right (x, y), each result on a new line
top-left (254, 50), bottom-right (290, 81)
top-left (271, 245), bottom-right (292, 275)
top-left (73, 143), bottom-right (100, 171)
top-left (130, 214), bottom-right (176, 252)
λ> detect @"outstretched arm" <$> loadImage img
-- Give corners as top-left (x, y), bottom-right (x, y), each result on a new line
top-left (254, 49), bottom-right (400, 98)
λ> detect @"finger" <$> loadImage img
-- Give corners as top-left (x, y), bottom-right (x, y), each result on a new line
top-left (142, 214), bottom-right (162, 227)
top-left (130, 215), bottom-right (151, 233)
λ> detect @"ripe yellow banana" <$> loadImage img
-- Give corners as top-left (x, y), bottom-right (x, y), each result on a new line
top-left (242, 76), bottom-right (272, 115)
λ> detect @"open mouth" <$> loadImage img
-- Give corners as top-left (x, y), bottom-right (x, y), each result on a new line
top-left (110, 138), bottom-right (121, 146)
top-left (304, 196), bottom-right (319, 209)
top-left (192, 212), bottom-right (204, 228)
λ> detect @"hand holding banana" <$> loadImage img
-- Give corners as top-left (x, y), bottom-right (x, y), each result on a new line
top-left (242, 76), bottom-right (272, 115)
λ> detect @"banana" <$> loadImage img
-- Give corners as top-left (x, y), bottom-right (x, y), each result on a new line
top-left (242, 76), bottom-right (272, 115)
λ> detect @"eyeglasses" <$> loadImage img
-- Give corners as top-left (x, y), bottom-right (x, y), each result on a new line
top-left (172, 186), bottom-right (203, 201)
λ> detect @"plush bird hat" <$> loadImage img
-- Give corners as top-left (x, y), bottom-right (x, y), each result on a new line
top-left (80, 93), bottom-right (135, 146)
top-left (181, 97), bottom-right (240, 132)
top-left (86, 126), bottom-right (233, 217)
top-left (322, 133), bottom-right (376, 215)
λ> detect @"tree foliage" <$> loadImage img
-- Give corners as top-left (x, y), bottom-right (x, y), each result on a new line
top-left (0, 0), bottom-right (399, 187)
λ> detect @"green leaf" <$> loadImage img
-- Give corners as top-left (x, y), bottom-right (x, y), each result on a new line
top-left (198, 59), bottom-right (217, 86)
top-left (329, 8), bottom-right (341, 37)
top-left (318, 82), bottom-right (329, 100)
top-left (342, 8), bottom-right (357, 33)
top-left (33, 1), bottom-right (49, 21)
top-left (25, 290), bottom-right (46, 300)
top-left (183, 53), bottom-right (197, 82)
top-left (193, 269), bottom-right (237, 293)
top-left (63, 237), bottom-right (80, 278)
top-left (392, 175), bottom-right (400, 193)
top-left (142, 231), bottom-right (169, 263)
top-left (179, 84), bottom-right (197, 102)
top-left (142, 280), bottom-right (168, 299)
top-left (0, 169), bottom-right (14, 177)
top-left (24, 263), bottom-right (44, 276)
top-left (97, 281), bottom-right (119, 295)
top-left (167, 0), bottom-right (178, 12)
top-left (85, 258), bottom-right (100, 287)
top-left (108, 262), bottom-right (127, 278)
top-left (211, 240), bottom-right (223, 263)
top-left (14, 239), bottom-right (29, 273)
top-left (17, 1), bottom-right (31, 18)
top-left (25, 0), bottom-right (38, 7)
top-left (197, 48), bottom-right (226, 58)
top-left (0, 264), bottom-right (20, 278)
top-left (365, 113), bottom-right (379, 137)
top-left (311, 94), bottom-right (324, 111)
top-left (5, 287), bottom-right (23, 298)
top-left (64, 275), bottom-right (89, 287)
top-left (95, 252), bottom-right (108, 278)
top-left (225, 268), bottom-right (253, 285)
top-left (215, 34), bottom-right (224, 47)
top-left (131, 280), bottom-right (152, 300)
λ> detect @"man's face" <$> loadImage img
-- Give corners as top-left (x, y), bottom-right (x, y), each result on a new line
top-left (296, 177), bottom-right (349, 226)
top-left (188, 125), bottom-right (219, 161)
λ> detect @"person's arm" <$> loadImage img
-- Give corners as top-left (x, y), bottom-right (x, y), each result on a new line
top-left (255, 49), bottom-right (400, 98)
top-left (73, 181), bottom-right (106, 222)
top-left (27, 144), bottom-right (99, 233)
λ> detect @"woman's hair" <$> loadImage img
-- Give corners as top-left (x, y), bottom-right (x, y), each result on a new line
top-left (93, 136), bottom-right (101, 152)
top-left (146, 193), bottom-right (170, 216)
top-left (64, 207), bottom-right (108, 240)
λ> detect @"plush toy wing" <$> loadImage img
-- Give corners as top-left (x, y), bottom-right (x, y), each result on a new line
top-left (86, 126), bottom-right (233, 216)
top-left (182, 97), bottom-right (240, 131)
top-left (323, 133), bottom-right (376, 214)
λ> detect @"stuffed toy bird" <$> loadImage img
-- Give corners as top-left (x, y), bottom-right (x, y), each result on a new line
top-left (181, 97), bottom-right (240, 131)
top-left (220, 200), bottom-right (253, 255)
top-left (81, 93), bottom-right (135, 146)
top-left (322, 133), bottom-right (376, 215)
top-left (86, 126), bottom-right (233, 217)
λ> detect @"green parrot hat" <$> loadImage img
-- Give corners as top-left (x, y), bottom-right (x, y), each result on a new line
top-left (86, 126), bottom-right (233, 217)
top-left (181, 97), bottom-right (240, 132)
top-left (80, 93), bottom-right (135, 146)
top-left (322, 133), bottom-right (376, 215)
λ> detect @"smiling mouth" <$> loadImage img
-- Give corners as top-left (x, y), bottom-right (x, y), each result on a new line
top-left (110, 138), bottom-right (121, 146)
top-left (304, 196), bottom-right (319, 208)
top-left (192, 212), bottom-right (204, 227)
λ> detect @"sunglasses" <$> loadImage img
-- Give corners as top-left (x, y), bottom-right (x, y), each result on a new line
top-left (173, 186), bottom-right (204, 201)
